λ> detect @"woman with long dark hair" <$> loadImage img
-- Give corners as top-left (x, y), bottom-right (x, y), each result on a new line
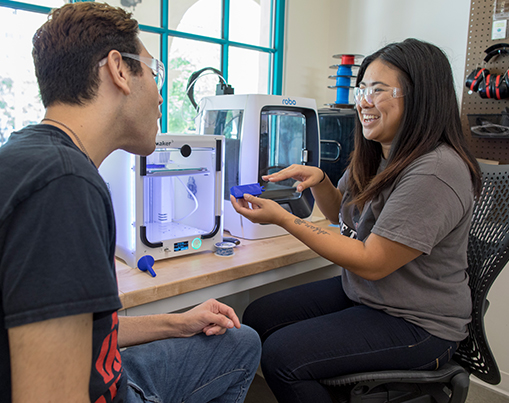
top-left (231, 38), bottom-right (482, 403)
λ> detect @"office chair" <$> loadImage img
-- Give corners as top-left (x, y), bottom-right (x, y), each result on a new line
top-left (321, 162), bottom-right (509, 403)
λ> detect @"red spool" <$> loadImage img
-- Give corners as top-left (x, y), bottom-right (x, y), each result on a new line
top-left (341, 55), bottom-right (355, 65)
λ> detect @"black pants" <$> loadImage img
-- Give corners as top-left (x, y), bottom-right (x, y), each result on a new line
top-left (243, 276), bottom-right (458, 403)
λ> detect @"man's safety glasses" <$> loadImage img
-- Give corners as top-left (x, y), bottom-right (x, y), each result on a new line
top-left (98, 53), bottom-right (165, 91)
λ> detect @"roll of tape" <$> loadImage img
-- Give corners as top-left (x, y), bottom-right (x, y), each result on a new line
top-left (215, 241), bottom-right (235, 257)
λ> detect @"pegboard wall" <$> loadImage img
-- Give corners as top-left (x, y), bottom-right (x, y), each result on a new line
top-left (461, 0), bottom-right (509, 163)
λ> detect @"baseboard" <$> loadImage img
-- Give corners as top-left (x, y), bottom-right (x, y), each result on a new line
top-left (470, 370), bottom-right (509, 397)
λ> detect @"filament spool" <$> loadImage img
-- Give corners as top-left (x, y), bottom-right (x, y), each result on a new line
top-left (328, 54), bottom-right (364, 108)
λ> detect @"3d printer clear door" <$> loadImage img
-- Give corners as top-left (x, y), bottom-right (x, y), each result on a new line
top-left (142, 146), bottom-right (216, 245)
top-left (259, 110), bottom-right (306, 199)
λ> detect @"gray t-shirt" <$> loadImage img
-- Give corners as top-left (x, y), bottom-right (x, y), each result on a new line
top-left (338, 145), bottom-right (473, 341)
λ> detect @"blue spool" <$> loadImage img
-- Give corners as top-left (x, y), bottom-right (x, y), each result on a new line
top-left (336, 65), bottom-right (352, 104)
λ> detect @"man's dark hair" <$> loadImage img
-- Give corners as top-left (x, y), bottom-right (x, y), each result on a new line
top-left (32, 2), bottom-right (142, 108)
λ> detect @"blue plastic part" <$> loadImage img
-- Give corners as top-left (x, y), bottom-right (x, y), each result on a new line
top-left (230, 183), bottom-right (265, 199)
top-left (137, 255), bottom-right (156, 277)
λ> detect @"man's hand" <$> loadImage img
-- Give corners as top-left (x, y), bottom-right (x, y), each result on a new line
top-left (178, 299), bottom-right (241, 337)
top-left (118, 299), bottom-right (242, 347)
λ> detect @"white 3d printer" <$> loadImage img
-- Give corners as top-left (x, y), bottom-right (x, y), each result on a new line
top-left (197, 94), bottom-right (320, 239)
top-left (99, 134), bottom-right (224, 269)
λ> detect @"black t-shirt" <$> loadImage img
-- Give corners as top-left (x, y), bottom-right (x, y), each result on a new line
top-left (0, 125), bottom-right (126, 402)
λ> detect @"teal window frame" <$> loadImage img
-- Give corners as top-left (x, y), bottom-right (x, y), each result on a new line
top-left (0, 0), bottom-right (286, 133)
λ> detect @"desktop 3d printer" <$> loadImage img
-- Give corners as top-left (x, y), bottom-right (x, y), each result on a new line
top-left (99, 134), bottom-right (224, 268)
top-left (197, 94), bottom-right (320, 239)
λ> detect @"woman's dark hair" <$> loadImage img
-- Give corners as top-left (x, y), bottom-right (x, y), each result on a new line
top-left (347, 38), bottom-right (482, 207)
top-left (32, 2), bottom-right (142, 108)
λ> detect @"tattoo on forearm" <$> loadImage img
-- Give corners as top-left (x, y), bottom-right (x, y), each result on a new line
top-left (294, 218), bottom-right (330, 235)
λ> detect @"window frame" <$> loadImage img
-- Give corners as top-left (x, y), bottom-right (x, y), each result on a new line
top-left (0, 0), bottom-right (286, 133)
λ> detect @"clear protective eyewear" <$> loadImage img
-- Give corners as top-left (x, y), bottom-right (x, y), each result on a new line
top-left (98, 52), bottom-right (165, 91)
top-left (353, 86), bottom-right (404, 106)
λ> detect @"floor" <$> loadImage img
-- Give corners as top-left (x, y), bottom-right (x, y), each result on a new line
top-left (245, 375), bottom-right (276, 403)
top-left (245, 374), bottom-right (509, 403)
top-left (466, 382), bottom-right (509, 403)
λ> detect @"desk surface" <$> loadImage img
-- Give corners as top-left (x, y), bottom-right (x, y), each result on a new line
top-left (116, 220), bottom-right (339, 310)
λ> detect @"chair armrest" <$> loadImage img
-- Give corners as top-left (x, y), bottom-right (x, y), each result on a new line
top-left (320, 361), bottom-right (468, 388)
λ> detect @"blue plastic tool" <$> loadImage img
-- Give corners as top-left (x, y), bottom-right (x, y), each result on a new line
top-left (230, 183), bottom-right (265, 199)
top-left (137, 255), bottom-right (156, 277)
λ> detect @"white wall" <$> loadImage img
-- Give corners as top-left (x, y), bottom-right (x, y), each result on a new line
top-left (282, 0), bottom-right (334, 107)
top-left (483, 263), bottom-right (509, 394)
top-left (283, 0), bottom-right (471, 107)
top-left (282, 0), bottom-right (509, 395)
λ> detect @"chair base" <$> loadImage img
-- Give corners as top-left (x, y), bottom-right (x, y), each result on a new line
top-left (321, 361), bottom-right (470, 403)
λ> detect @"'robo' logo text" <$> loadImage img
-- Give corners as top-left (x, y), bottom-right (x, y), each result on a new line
top-left (282, 98), bottom-right (297, 105)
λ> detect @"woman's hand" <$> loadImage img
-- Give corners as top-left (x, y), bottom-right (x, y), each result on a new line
top-left (262, 164), bottom-right (325, 193)
top-left (230, 194), bottom-right (292, 226)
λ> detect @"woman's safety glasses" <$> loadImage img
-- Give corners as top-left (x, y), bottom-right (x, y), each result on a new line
top-left (354, 86), bottom-right (404, 106)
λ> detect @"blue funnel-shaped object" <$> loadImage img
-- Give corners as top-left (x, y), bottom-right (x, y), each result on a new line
top-left (137, 255), bottom-right (156, 277)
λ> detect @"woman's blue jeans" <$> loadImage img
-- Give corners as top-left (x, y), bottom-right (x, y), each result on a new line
top-left (121, 325), bottom-right (261, 403)
top-left (242, 276), bottom-right (459, 403)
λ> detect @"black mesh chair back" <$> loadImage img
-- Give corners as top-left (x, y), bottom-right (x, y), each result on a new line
top-left (321, 162), bottom-right (509, 402)
top-left (454, 162), bottom-right (509, 384)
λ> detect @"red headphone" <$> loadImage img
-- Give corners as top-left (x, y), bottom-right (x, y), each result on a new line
top-left (465, 43), bottom-right (509, 100)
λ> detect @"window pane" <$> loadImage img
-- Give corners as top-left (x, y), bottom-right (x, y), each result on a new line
top-left (166, 37), bottom-right (221, 134)
top-left (230, 0), bottom-right (272, 48)
top-left (20, 0), bottom-right (66, 8)
top-left (169, 0), bottom-right (221, 38)
top-left (0, 8), bottom-right (46, 146)
top-left (107, 0), bottom-right (160, 28)
top-left (139, 31), bottom-right (160, 59)
top-left (228, 47), bottom-right (270, 95)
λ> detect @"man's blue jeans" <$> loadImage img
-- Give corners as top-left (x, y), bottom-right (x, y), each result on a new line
top-left (121, 325), bottom-right (261, 403)
top-left (242, 276), bottom-right (459, 403)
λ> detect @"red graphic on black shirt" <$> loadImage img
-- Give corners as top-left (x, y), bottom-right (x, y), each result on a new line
top-left (95, 312), bottom-right (123, 403)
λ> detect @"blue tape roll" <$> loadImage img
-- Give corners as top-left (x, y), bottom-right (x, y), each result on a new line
top-left (215, 242), bottom-right (235, 257)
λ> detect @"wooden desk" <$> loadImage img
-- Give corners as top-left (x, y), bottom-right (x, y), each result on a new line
top-left (116, 220), bottom-right (341, 315)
